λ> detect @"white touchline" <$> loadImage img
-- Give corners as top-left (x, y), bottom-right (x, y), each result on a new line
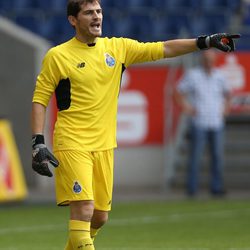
top-left (98, 248), bottom-right (209, 250)
top-left (0, 224), bottom-right (64, 235)
top-left (0, 248), bottom-right (249, 250)
top-left (0, 208), bottom-right (249, 235)
top-left (98, 248), bottom-right (250, 250)
top-left (108, 208), bottom-right (250, 226)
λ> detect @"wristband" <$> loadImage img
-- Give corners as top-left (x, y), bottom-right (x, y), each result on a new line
top-left (196, 35), bottom-right (210, 50)
top-left (32, 134), bottom-right (45, 148)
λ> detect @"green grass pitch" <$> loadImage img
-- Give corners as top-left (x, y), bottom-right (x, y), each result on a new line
top-left (0, 199), bottom-right (250, 250)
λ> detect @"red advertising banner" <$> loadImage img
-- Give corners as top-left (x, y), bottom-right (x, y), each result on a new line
top-left (117, 67), bottom-right (168, 146)
top-left (217, 52), bottom-right (250, 114)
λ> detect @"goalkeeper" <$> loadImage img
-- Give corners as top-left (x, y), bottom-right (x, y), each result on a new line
top-left (31, 0), bottom-right (240, 249)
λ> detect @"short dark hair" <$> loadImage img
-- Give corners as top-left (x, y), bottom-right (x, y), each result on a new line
top-left (67, 0), bottom-right (101, 17)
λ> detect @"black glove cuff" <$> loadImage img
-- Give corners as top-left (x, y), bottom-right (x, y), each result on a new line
top-left (197, 35), bottom-right (209, 50)
top-left (32, 134), bottom-right (45, 148)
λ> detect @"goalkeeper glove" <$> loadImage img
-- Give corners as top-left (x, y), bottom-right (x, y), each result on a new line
top-left (32, 134), bottom-right (59, 177)
top-left (197, 33), bottom-right (240, 52)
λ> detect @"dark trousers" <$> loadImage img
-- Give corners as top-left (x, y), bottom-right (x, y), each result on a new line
top-left (187, 124), bottom-right (225, 195)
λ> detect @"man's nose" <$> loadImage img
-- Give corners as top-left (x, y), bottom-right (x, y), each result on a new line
top-left (93, 11), bottom-right (100, 18)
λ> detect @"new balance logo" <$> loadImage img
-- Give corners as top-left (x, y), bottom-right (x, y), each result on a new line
top-left (77, 62), bottom-right (85, 68)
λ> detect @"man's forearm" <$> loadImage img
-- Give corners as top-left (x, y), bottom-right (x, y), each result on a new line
top-left (163, 39), bottom-right (198, 58)
top-left (31, 102), bottom-right (46, 135)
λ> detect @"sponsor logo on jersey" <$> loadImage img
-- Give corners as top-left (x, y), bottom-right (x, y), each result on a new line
top-left (105, 53), bottom-right (115, 67)
top-left (73, 181), bottom-right (82, 194)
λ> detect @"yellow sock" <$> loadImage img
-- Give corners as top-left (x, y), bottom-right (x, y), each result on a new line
top-left (90, 228), bottom-right (100, 241)
top-left (64, 239), bottom-right (73, 250)
top-left (68, 220), bottom-right (95, 250)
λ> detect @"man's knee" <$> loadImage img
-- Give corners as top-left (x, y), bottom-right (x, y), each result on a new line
top-left (91, 210), bottom-right (109, 228)
top-left (70, 200), bottom-right (95, 221)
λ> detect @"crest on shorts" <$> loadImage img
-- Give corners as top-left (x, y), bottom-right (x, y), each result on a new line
top-left (73, 181), bottom-right (82, 194)
top-left (105, 53), bottom-right (115, 67)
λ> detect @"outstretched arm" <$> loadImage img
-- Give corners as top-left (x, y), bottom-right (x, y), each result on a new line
top-left (163, 33), bottom-right (241, 58)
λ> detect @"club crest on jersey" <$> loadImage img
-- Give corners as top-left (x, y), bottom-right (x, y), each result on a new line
top-left (105, 53), bottom-right (115, 67)
top-left (73, 181), bottom-right (82, 194)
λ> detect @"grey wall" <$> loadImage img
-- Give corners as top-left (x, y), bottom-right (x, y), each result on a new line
top-left (0, 30), bottom-right (36, 185)
top-left (114, 146), bottom-right (165, 190)
top-left (0, 18), bottom-right (51, 187)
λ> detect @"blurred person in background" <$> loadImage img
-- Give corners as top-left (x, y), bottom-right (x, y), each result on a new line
top-left (175, 50), bottom-right (231, 197)
top-left (31, 0), bottom-right (239, 249)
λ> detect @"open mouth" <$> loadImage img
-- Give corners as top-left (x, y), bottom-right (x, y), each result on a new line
top-left (91, 23), bottom-right (101, 30)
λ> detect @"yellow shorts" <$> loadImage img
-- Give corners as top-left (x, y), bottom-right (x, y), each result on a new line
top-left (54, 149), bottom-right (114, 211)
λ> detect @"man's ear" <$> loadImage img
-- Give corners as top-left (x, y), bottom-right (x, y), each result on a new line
top-left (68, 15), bottom-right (76, 27)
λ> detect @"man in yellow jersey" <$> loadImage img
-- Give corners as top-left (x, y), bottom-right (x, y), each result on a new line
top-left (31, 0), bottom-right (240, 249)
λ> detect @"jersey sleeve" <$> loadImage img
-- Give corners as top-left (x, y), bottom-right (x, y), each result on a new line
top-left (32, 48), bottom-right (61, 107)
top-left (118, 38), bottom-right (164, 68)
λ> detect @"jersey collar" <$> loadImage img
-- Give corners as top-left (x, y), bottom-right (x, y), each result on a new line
top-left (72, 37), bottom-right (99, 49)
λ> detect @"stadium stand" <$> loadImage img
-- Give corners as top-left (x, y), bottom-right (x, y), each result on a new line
top-left (34, 0), bottom-right (67, 11)
top-left (0, 0), bottom-right (246, 48)
top-left (14, 12), bottom-right (40, 32)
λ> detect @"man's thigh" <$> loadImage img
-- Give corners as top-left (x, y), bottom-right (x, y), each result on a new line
top-left (92, 149), bottom-right (114, 211)
top-left (54, 150), bottom-right (94, 206)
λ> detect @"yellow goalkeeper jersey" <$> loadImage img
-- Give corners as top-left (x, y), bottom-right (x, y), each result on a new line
top-left (33, 37), bottom-right (164, 151)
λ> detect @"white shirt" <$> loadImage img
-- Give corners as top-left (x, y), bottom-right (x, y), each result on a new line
top-left (178, 67), bottom-right (230, 129)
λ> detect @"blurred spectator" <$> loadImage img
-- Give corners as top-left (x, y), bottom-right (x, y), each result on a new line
top-left (174, 50), bottom-right (231, 197)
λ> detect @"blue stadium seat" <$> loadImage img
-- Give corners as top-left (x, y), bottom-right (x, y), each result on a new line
top-left (0, 1), bottom-right (13, 10)
top-left (111, 0), bottom-right (151, 9)
top-left (161, 0), bottom-right (191, 10)
top-left (188, 12), bottom-right (212, 36)
top-left (33, 12), bottom-right (73, 44)
top-left (188, 0), bottom-right (232, 11)
top-left (102, 14), bottom-right (115, 37)
top-left (13, 0), bottom-right (35, 10)
top-left (47, 14), bottom-right (74, 44)
top-left (130, 12), bottom-right (153, 41)
top-left (111, 0), bottom-right (127, 9)
top-left (242, 4), bottom-right (250, 25)
top-left (15, 13), bottom-right (39, 33)
top-left (166, 11), bottom-right (189, 36)
top-left (150, 14), bottom-right (171, 40)
top-left (34, 0), bottom-right (66, 11)
top-left (36, 14), bottom-right (56, 39)
top-left (127, 0), bottom-right (151, 8)
top-left (111, 12), bottom-right (133, 38)
top-left (101, 0), bottom-right (114, 8)
top-left (33, 0), bottom-right (48, 9)
top-left (52, 0), bottom-right (67, 11)
top-left (188, 9), bottom-right (230, 36)
top-left (226, 0), bottom-right (241, 11)
top-left (235, 31), bottom-right (250, 50)
top-left (201, 0), bottom-right (223, 10)
top-left (5, 0), bottom-right (238, 46)
top-left (207, 11), bottom-right (230, 33)
top-left (151, 0), bottom-right (211, 10)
